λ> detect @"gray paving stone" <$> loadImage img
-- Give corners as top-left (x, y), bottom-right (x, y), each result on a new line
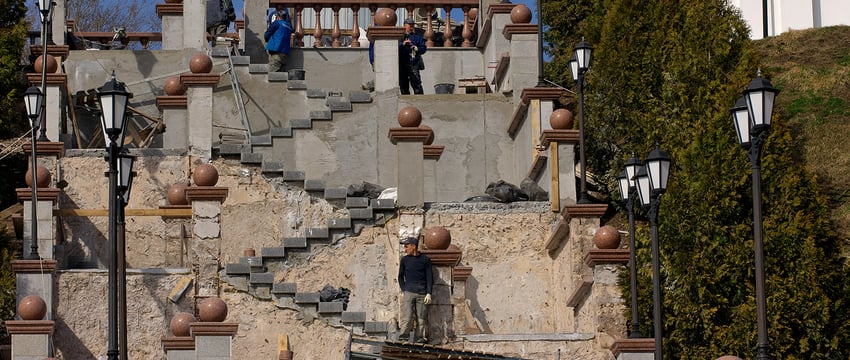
top-left (219, 143), bottom-right (244, 155)
top-left (289, 118), bottom-right (312, 129)
top-left (230, 56), bottom-right (250, 65)
top-left (240, 152), bottom-right (263, 164)
top-left (349, 91), bottom-right (372, 103)
top-left (242, 256), bottom-right (263, 268)
top-left (324, 187), bottom-right (347, 200)
top-left (364, 321), bottom-right (388, 333)
top-left (261, 162), bottom-right (284, 174)
top-left (282, 171), bottom-right (305, 181)
top-left (310, 110), bottom-right (333, 121)
top-left (326, 97), bottom-right (352, 112)
top-left (270, 126), bottom-right (292, 137)
top-left (268, 72), bottom-right (289, 82)
top-left (304, 179), bottom-right (325, 191)
top-left (254, 286), bottom-right (271, 300)
top-left (250, 135), bottom-right (272, 146)
top-left (248, 64), bottom-right (268, 74)
top-left (349, 208), bottom-right (374, 220)
top-left (306, 89), bottom-right (327, 98)
top-left (371, 198), bottom-right (395, 210)
top-left (287, 80), bottom-right (307, 90)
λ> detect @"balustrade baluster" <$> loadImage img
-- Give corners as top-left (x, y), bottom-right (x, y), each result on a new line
top-left (351, 5), bottom-right (361, 47)
top-left (424, 5), bottom-right (434, 47)
top-left (294, 5), bottom-right (304, 47)
top-left (313, 5), bottom-right (323, 47)
top-left (443, 5), bottom-right (453, 47)
top-left (461, 6), bottom-right (472, 47)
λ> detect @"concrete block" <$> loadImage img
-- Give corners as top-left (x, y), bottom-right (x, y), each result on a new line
top-left (326, 97), bottom-right (352, 112)
top-left (261, 162), bottom-right (284, 174)
top-left (283, 237), bottom-right (307, 248)
top-left (272, 282), bottom-right (297, 294)
top-left (230, 56), bottom-right (251, 65)
top-left (11, 333), bottom-right (49, 357)
top-left (306, 89), bottom-right (327, 98)
top-left (364, 321), bottom-right (388, 333)
top-left (225, 263), bottom-right (250, 275)
top-left (324, 187), bottom-right (348, 200)
top-left (221, 275), bottom-right (248, 292)
top-left (270, 126), bottom-right (292, 137)
top-left (210, 47), bottom-right (230, 57)
top-left (195, 335), bottom-right (232, 358)
top-left (287, 80), bottom-right (307, 90)
top-left (240, 152), bottom-right (263, 164)
top-left (260, 246), bottom-right (286, 258)
top-left (249, 272), bottom-right (274, 285)
top-left (341, 311), bottom-right (366, 323)
top-left (371, 198), bottom-right (395, 210)
top-left (349, 90), bottom-right (372, 103)
top-left (289, 118), bottom-right (312, 129)
top-left (309, 110), bottom-right (333, 121)
top-left (345, 197), bottom-right (370, 208)
top-left (219, 143), bottom-right (244, 155)
top-left (250, 135), bottom-right (272, 146)
top-left (294, 292), bottom-right (320, 304)
top-left (248, 64), bottom-right (268, 74)
top-left (305, 227), bottom-right (329, 239)
top-left (267, 72), bottom-right (289, 82)
top-left (327, 218), bottom-right (351, 229)
top-left (241, 256), bottom-right (263, 268)
top-left (304, 179), bottom-right (325, 191)
top-left (349, 208), bottom-right (373, 220)
top-left (318, 301), bottom-right (344, 313)
top-left (282, 171), bottom-right (305, 182)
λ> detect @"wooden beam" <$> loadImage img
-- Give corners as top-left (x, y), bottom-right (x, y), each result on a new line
top-left (53, 208), bottom-right (192, 217)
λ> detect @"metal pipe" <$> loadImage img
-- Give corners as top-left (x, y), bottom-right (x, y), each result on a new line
top-left (627, 190), bottom-right (642, 337)
top-left (27, 125), bottom-right (40, 259)
top-left (648, 193), bottom-right (663, 360)
top-left (107, 142), bottom-right (119, 360)
top-left (749, 133), bottom-right (771, 360)
top-left (577, 72), bottom-right (589, 203)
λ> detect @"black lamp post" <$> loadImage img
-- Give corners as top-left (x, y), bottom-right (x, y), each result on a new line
top-left (617, 154), bottom-right (643, 338)
top-left (97, 72), bottom-right (132, 360)
top-left (36, 0), bottom-right (54, 142)
top-left (23, 86), bottom-right (45, 260)
top-left (116, 153), bottom-right (135, 360)
top-left (636, 145), bottom-right (672, 360)
top-left (569, 38), bottom-right (593, 203)
top-left (731, 70), bottom-right (779, 360)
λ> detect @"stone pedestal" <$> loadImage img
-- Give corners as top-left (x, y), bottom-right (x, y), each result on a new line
top-left (185, 187), bottom-right (229, 297)
top-left (157, 3), bottom-right (185, 50)
top-left (540, 129), bottom-right (579, 210)
top-left (4, 320), bottom-right (55, 360)
top-left (161, 337), bottom-right (195, 360)
top-left (183, 0), bottom-right (206, 50)
top-left (502, 24), bottom-right (538, 104)
top-left (11, 261), bottom-right (57, 322)
top-left (420, 248), bottom-right (461, 344)
top-left (368, 27), bottom-right (404, 93)
top-left (481, 3), bottom-right (515, 84)
top-left (612, 338), bottom-right (655, 360)
top-left (388, 127), bottom-right (433, 208)
top-left (190, 322), bottom-right (239, 359)
top-left (450, 266), bottom-right (479, 336)
top-left (25, 71), bottom-right (67, 143)
top-left (181, 73), bottom-right (219, 160)
top-left (16, 188), bottom-right (60, 261)
top-left (157, 95), bottom-right (189, 149)
top-left (423, 145), bottom-right (444, 203)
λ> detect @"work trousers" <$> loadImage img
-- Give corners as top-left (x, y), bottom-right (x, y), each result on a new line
top-left (399, 291), bottom-right (427, 341)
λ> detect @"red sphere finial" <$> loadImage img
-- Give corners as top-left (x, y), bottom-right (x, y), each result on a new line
top-left (25, 165), bottom-right (51, 188)
top-left (397, 106), bottom-right (422, 127)
top-left (189, 53), bottom-right (213, 74)
top-left (192, 164), bottom-right (219, 186)
top-left (593, 225), bottom-right (621, 249)
top-left (550, 109), bottom-right (574, 129)
top-left (424, 226), bottom-right (452, 250)
top-left (374, 8), bottom-right (397, 26)
top-left (18, 294), bottom-right (47, 320)
top-left (510, 4), bottom-right (532, 24)
top-left (198, 297), bottom-right (228, 322)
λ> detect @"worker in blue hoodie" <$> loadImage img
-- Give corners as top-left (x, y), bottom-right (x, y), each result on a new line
top-left (399, 18), bottom-right (427, 94)
top-left (265, 11), bottom-right (294, 73)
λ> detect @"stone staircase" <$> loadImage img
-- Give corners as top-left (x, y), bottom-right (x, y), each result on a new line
top-left (213, 46), bottom-right (393, 338)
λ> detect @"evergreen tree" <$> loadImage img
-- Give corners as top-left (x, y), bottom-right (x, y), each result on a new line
top-left (545, 0), bottom-right (850, 358)
top-left (0, 0), bottom-right (28, 136)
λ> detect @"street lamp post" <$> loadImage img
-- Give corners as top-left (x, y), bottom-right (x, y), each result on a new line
top-left (617, 154), bottom-right (644, 338)
top-left (23, 86), bottom-right (45, 260)
top-left (97, 72), bottom-right (132, 360)
top-left (116, 153), bottom-right (136, 360)
top-left (569, 38), bottom-right (593, 203)
top-left (36, 0), bottom-right (55, 142)
top-left (731, 70), bottom-right (779, 360)
top-left (636, 146), bottom-right (672, 360)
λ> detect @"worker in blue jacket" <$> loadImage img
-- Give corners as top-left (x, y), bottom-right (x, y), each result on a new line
top-left (265, 11), bottom-right (294, 73)
top-left (399, 18), bottom-right (427, 94)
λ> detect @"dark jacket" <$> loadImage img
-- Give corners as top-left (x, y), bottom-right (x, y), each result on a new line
top-left (398, 253), bottom-right (433, 295)
top-left (206, 0), bottom-right (236, 28)
top-left (265, 18), bottom-right (294, 54)
top-left (399, 32), bottom-right (427, 66)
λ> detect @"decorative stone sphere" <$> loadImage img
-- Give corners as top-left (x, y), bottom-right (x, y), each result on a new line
top-left (468, 8), bottom-right (479, 22)
top-left (192, 164), bottom-right (219, 186)
top-left (510, 4), bottom-right (532, 24)
top-left (33, 54), bottom-right (58, 74)
top-left (593, 225), bottom-right (621, 249)
top-left (549, 109), bottom-right (574, 130)
top-left (374, 8), bottom-right (397, 26)
top-left (397, 106), bottom-right (422, 127)
top-left (424, 226), bottom-right (451, 250)
top-left (447, 244), bottom-right (462, 261)
top-left (189, 53), bottom-right (213, 74)
top-left (420, 125), bottom-right (434, 145)
top-left (18, 295), bottom-right (47, 320)
top-left (167, 183), bottom-right (189, 205)
top-left (198, 297), bottom-right (228, 322)
top-left (170, 312), bottom-right (196, 336)
top-left (164, 75), bottom-right (185, 96)
top-left (25, 165), bottom-right (51, 188)
top-left (715, 357), bottom-right (743, 360)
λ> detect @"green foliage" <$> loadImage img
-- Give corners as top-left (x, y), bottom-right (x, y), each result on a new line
top-left (0, 0), bottom-right (29, 136)
top-left (0, 226), bottom-right (17, 345)
top-left (547, 0), bottom-right (850, 358)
